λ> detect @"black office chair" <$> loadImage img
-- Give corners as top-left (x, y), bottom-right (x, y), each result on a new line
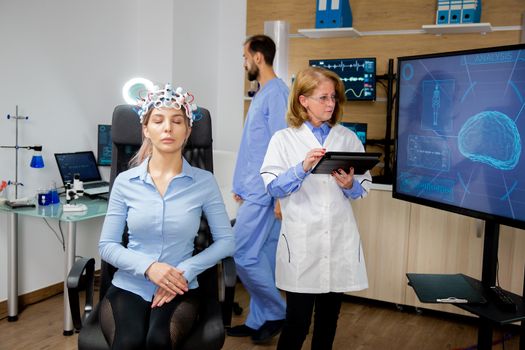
top-left (67, 105), bottom-right (236, 350)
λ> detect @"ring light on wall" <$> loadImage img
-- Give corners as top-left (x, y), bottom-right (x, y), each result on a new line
top-left (122, 78), bottom-right (154, 104)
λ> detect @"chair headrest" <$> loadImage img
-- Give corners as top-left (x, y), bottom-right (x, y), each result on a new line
top-left (111, 105), bottom-right (142, 146)
top-left (187, 108), bottom-right (212, 149)
top-left (111, 105), bottom-right (212, 148)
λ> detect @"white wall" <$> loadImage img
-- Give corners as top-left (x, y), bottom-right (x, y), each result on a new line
top-left (0, 0), bottom-right (246, 302)
top-left (173, 0), bottom-right (246, 152)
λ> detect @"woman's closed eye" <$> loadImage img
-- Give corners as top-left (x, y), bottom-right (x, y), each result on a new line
top-left (171, 116), bottom-right (184, 124)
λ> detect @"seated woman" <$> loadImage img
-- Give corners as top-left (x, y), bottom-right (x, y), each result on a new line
top-left (99, 83), bottom-right (235, 349)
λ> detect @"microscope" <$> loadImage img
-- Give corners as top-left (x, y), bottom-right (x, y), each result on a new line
top-left (63, 174), bottom-right (87, 212)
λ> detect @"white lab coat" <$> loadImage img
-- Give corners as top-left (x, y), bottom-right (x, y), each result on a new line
top-left (261, 124), bottom-right (371, 293)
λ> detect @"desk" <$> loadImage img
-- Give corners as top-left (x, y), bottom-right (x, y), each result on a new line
top-left (408, 273), bottom-right (525, 349)
top-left (457, 276), bottom-right (525, 349)
top-left (0, 197), bottom-right (107, 335)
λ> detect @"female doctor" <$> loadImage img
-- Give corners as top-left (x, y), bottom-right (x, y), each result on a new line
top-left (260, 66), bottom-right (372, 350)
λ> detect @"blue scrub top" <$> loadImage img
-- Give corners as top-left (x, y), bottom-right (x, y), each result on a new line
top-left (232, 78), bottom-right (289, 206)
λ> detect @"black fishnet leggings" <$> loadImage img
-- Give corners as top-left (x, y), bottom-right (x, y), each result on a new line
top-left (100, 285), bottom-right (200, 350)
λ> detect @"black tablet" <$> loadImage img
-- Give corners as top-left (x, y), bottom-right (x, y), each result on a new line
top-left (311, 152), bottom-right (381, 175)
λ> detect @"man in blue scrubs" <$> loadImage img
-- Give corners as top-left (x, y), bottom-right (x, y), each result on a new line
top-left (228, 34), bottom-right (288, 344)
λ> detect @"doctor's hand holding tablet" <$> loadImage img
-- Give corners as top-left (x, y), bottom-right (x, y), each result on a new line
top-left (302, 147), bottom-right (326, 171)
top-left (303, 147), bottom-right (357, 190)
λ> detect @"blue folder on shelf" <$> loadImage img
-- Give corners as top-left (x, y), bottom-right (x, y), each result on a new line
top-left (435, 0), bottom-right (481, 25)
top-left (316, 0), bottom-right (353, 28)
top-left (461, 0), bottom-right (481, 23)
top-left (407, 273), bottom-right (487, 304)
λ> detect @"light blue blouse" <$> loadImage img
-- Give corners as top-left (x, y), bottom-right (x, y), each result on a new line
top-left (99, 158), bottom-right (235, 301)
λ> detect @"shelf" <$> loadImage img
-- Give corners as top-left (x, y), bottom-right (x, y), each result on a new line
top-left (422, 23), bottom-right (492, 34)
top-left (294, 23), bottom-right (522, 39)
top-left (298, 27), bottom-right (361, 38)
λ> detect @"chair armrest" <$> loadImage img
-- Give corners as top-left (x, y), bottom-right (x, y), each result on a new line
top-left (219, 256), bottom-right (237, 328)
top-left (67, 257), bottom-right (95, 332)
top-left (221, 256), bottom-right (237, 288)
top-left (224, 218), bottom-right (236, 287)
top-left (180, 297), bottom-right (225, 350)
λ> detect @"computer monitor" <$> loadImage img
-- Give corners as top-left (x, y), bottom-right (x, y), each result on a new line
top-left (309, 58), bottom-right (376, 101)
top-left (97, 124), bottom-right (112, 166)
top-left (340, 122), bottom-right (367, 148)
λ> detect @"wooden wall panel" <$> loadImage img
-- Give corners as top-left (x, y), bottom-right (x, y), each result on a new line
top-left (349, 190), bottom-right (411, 305)
top-left (246, 0), bottom-right (523, 144)
top-left (404, 205), bottom-right (485, 315)
top-left (247, 0), bottom-right (523, 33)
top-left (497, 226), bottom-right (525, 295)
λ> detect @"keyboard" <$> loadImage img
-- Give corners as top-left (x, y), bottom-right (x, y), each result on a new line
top-left (489, 286), bottom-right (517, 312)
top-left (83, 186), bottom-right (109, 196)
top-left (83, 181), bottom-right (109, 189)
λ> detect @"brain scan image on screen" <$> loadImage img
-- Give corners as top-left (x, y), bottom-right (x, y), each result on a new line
top-left (458, 110), bottom-right (521, 170)
top-left (395, 46), bottom-right (525, 224)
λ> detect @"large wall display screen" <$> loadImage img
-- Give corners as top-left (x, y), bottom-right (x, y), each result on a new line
top-left (394, 44), bottom-right (525, 229)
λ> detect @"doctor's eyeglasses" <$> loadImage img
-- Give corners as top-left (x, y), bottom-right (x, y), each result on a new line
top-left (307, 94), bottom-right (337, 105)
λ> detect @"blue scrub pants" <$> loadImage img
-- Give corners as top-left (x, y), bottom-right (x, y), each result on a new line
top-left (233, 200), bottom-right (286, 329)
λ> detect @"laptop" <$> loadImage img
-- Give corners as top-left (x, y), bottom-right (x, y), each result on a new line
top-left (96, 192), bottom-right (110, 201)
top-left (54, 151), bottom-right (110, 196)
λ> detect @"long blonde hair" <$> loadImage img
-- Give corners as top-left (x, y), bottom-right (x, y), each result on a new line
top-left (128, 107), bottom-right (190, 167)
top-left (286, 66), bottom-right (346, 128)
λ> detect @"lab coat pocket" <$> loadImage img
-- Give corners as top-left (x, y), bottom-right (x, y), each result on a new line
top-left (277, 221), bottom-right (307, 266)
top-left (341, 222), bottom-right (368, 289)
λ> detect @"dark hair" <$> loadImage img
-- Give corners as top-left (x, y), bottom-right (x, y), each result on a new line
top-left (244, 34), bottom-right (276, 66)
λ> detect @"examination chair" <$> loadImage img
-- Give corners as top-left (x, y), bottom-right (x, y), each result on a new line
top-left (67, 105), bottom-right (237, 350)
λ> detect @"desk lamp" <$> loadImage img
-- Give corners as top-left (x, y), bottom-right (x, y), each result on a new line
top-left (0, 105), bottom-right (44, 199)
